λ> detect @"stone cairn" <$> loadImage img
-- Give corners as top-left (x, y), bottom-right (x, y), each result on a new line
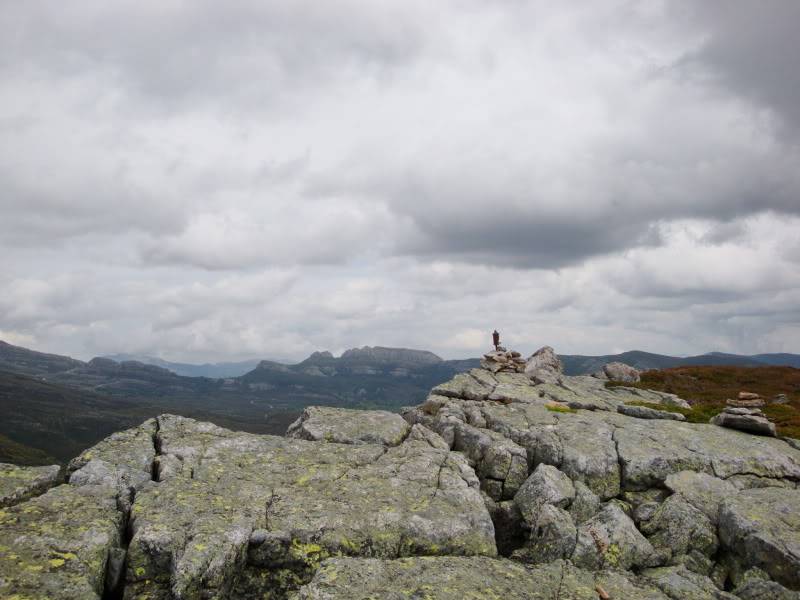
top-left (480, 348), bottom-right (527, 373)
top-left (711, 391), bottom-right (777, 437)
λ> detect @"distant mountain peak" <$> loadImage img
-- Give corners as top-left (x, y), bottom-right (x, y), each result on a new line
top-left (340, 346), bottom-right (443, 366)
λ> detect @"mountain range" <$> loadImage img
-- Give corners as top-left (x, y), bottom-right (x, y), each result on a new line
top-left (1, 339), bottom-right (798, 465)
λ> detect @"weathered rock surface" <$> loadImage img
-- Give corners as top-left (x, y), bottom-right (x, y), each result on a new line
top-left (572, 503), bottom-right (656, 570)
top-left (296, 557), bottom-right (672, 599)
top-left (0, 462), bottom-right (61, 508)
top-left (286, 406), bottom-right (411, 446)
top-left (0, 483), bottom-right (123, 599)
top-left (125, 414), bottom-right (495, 599)
top-left (643, 565), bottom-right (739, 599)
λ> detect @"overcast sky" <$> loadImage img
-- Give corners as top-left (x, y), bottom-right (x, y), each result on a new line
top-left (1, 1), bottom-right (799, 363)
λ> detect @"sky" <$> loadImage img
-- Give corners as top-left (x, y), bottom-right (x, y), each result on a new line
top-left (1, 0), bottom-right (799, 363)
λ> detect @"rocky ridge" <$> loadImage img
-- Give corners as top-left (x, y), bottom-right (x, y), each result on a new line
top-left (0, 348), bottom-right (799, 599)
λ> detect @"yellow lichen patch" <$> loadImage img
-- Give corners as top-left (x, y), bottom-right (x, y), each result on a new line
top-left (53, 551), bottom-right (77, 561)
top-left (603, 543), bottom-right (621, 567)
top-left (26, 564), bottom-right (44, 572)
top-left (48, 557), bottom-right (66, 568)
top-left (289, 539), bottom-right (328, 567)
top-left (194, 543), bottom-right (207, 551)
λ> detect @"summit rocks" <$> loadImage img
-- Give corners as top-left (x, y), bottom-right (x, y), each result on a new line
top-left (2, 345), bottom-right (800, 599)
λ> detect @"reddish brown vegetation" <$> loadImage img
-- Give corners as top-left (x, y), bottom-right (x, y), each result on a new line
top-left (619, 366), bottom-right (800, 439)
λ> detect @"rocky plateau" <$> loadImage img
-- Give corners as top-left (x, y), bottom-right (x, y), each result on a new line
top-left (1, 347), bottom-right (799, 599)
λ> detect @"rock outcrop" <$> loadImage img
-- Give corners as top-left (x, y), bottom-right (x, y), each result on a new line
top-left (2, 346), bottom-right (799, 599)
top-left (286, 405), bottom-right (411, 446)
top-left (0, 462), bottom-right (61, 508)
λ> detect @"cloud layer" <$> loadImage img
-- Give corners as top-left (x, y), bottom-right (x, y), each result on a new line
top-left (1, 1), bottom-right (798, 361)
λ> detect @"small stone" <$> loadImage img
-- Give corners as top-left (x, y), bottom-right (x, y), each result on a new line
top-left (771, 393), bottom-right (789, 405)
top-left (724, 407), bottom-right (763, 416)
top-left (727, 397), bottom-right (766, 409)
top-left (739, 392), bottom-right (761, 401)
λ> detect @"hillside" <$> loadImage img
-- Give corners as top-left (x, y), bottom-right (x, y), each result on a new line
top-left (2, 339), bottom-right (799, 465)
top-left (104, 353), bottom-right (264, 378)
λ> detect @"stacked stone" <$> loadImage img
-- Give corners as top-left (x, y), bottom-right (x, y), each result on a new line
top-left (728, 391), bottom-right (765, 409)
top-left (480, 348), bottom-right (527, 373)
top-left (710, 391), bottom-right (776, 437)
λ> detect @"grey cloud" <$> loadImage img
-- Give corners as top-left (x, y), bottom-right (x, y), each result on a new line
top-left (0, 1), bottom-right (434, 111)
top-left (673, 1), bottom-right (800, 137)
top-left (1, 1), bottom-right (799, 360)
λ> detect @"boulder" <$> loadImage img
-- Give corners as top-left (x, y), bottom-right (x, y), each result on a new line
top-left (513, 463), bottom-right (575, 526)
top-left (524, 346), bottom-right (564, 384)
top-left (718, 487), bottom-right (800, 591)
top-left (603, 361), bottom-right (642, 383)
top-left (641, 495), bottom-right (718, 573)
top-left (285, 406), bottom-right (411, 446)
top-left (432, 371), bottom-right (496, 401)
top-left (711, 411), bottom-right (776, 437)
top-left (663, 471), bottom-right (736, 522)
top-left (572, 503), bottom-right (656, 570)
top-left (512, 504), bottom-right (577, 563)
top-left (618, 404), bottom-right (686, 421)
top-left (569, 481), bottom-right (602, 525)
top-left (0, 462), bottom-right (61, 508)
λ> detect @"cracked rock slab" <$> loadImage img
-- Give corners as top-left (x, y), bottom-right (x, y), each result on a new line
top-left (0, 462), bottom-right (61, 508)
top-left (67, 418), bottom-right (157, 494)
top-left (294, 557), bottom-right (671, 600)
top-left (0, 483), bottom-right (123, 600)
top-left (286, 406), bottom-right (411, 446)
top-left (125, 415), bottom-right (495, 599)
top-left (614, 418), bottom-right (800, 490)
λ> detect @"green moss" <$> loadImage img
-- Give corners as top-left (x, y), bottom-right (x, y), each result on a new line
top-left (545, 404), bottom-right (576, 414)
